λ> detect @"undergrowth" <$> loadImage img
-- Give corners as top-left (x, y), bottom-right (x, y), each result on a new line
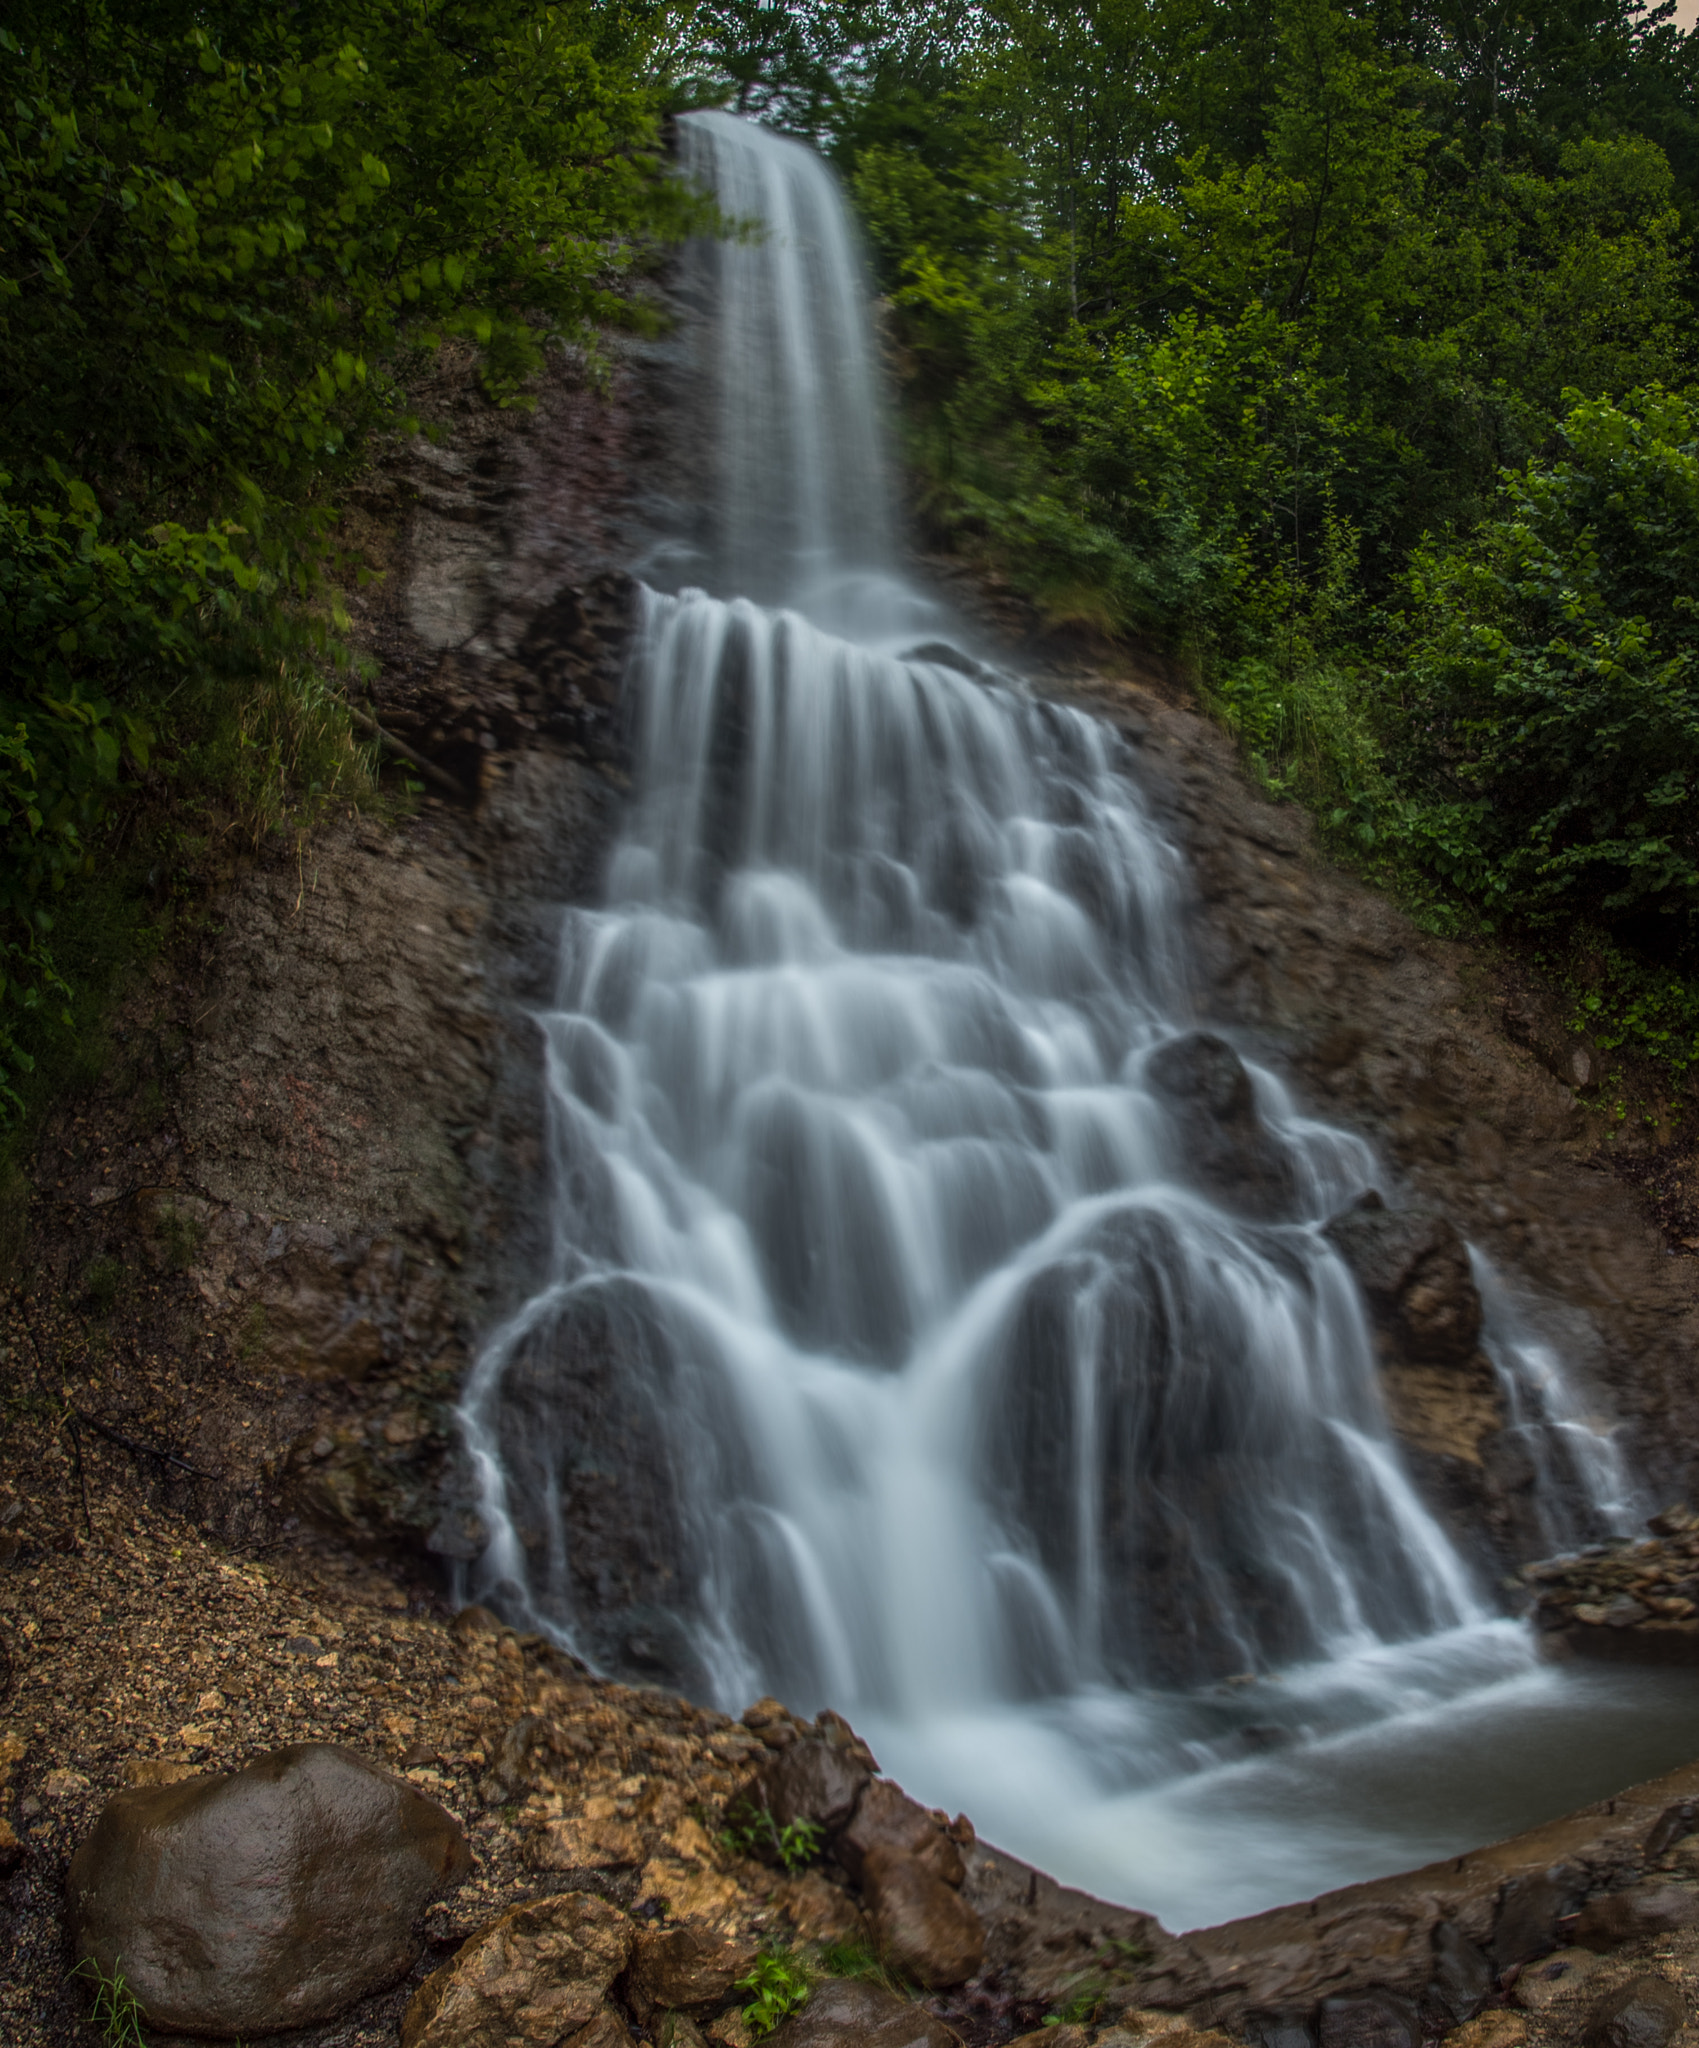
top-left (0, 656), bottom-right (377, 1284)
top-left (737, 1949), bottom-right (812, 2037)
top-left (72, 1956), bottom-right (150, 2048)
top-left (719, 1798), bottom-right (825, 1872)
top-left (816, 1935), bottom-right (910, 1997)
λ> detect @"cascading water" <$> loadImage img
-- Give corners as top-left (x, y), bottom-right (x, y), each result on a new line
top-left (461, 111), bottom-right (1696, 1932)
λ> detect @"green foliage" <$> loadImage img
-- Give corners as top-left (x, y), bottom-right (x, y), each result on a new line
top-left (1391, 387), bottom-right (1699, 936)
top-left (676, 0), bottom-right (1699, 1066)
top-left (1041, 1938), bottom-right (1154, 2028)
top-left (72, 1954), bottom-right (150, 2048)
top-left (817, 1934), bottom-right (909, 1995)
top-left (81, 1253), bottom-right (128, 1315)
top-left (737, 1949), bottom-right (812, 2037)
top-left (0, 0), bottom-right (699, 1121)
top-left (1555, 934), bottom-right (1699, 1078)
top-left (718, 1797), bottom-right (824, 1871)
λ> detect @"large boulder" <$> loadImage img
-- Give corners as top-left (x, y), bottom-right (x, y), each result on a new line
top-left (67, 1742), bottom-right (471, 2038)
top-left (1583, 1977), bottom-right (1686, 2048)
top-left (1573, 1882), bottom-right (1699, 1950)
top-left (404, 1892), bottom-right (635, 2048)
top-left (765, 1976), bottom-right (962, 2048)
top-left (862, 1843), bottom-right (985, 1990)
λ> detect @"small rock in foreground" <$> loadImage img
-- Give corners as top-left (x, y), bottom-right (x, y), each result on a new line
top-left (1441, 2017), bottom-right (1527, 2048)
top-left (1513, 1949), bottom-right (1604, 2010)
top-left (67, 1742), bottom-right (472, 2038)
top-left (1582, 1976), bottom-right (1687, 2048)
top-left (404, 1891), bottom-right (634, 2048)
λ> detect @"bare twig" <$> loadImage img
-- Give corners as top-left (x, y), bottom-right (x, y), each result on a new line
top-left (350, 705), bottom-right (469, 800)
top-left (73, 1409), bottom-right (212, 1481)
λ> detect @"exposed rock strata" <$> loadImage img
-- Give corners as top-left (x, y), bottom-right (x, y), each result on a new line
top-left (1523, 1506), bottom-right (1699, 1662)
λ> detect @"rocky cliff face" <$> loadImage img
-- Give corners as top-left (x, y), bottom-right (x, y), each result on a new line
top-left (9, 301), bottom-right (1699, 1674)
top-left (1103, 676), bottom-right (1699, 1561)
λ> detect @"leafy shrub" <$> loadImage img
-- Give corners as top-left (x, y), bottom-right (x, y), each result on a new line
top-left (1392, 387), bottom-right (1699, 942)
top-left (737, 1950), bottom-right (812, 2037)
top-left (718, 1797), bottom-right (824, 1871)
top-left (0, 0), bottom-right (701, 1118)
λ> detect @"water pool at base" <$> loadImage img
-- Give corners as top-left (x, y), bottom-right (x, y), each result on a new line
top-left (863, 1632), bottom-right (1699, 1932)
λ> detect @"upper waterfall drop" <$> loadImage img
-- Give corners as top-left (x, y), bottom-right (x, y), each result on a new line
top-left (675, 111), bottom-right (898, 617)
top-left (457, 111), bottom-right (1651, 1931)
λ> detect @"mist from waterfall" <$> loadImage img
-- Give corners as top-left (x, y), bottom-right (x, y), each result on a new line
top-left (458, 110), bottom-right (1670, 1931)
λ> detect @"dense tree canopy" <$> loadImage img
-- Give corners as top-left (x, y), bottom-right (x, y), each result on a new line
top-left (686, 1), bottom-right (1699, 1038)
top-left (4, 0), bottom-right (1699, 1116)
top-left (0, 0), bottom-right (698, 1108)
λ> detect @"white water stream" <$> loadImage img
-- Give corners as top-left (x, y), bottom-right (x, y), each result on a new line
top-left (461, 112), bottom-right (1689, 1933)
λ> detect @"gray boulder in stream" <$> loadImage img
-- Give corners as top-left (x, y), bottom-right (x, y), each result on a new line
top-left (67, 1742), bottom-right (472, 2036)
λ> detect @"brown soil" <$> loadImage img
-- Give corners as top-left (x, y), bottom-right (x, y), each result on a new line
top-left (0, 1420), bottom-right (782, 2048)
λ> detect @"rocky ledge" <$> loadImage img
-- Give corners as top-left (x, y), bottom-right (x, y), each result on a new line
top-left (1523, 1506), bottom-right (1699, 1661)
top-left (11, 1482), bottom-right (1699, 2048)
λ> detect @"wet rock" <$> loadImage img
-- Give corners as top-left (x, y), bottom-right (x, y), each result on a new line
top-left (624, 1923), bottom-right (760, 2021)
top-left (1573, 1881), bottom-right (1699, 1950)
top-left (1491, 1866), bottom-right (1584, 1967)
top-left (1243, 2017), bottom-right (1316, 2048)
top-left (661, 2015), bottom-right (714, 2048)
top-left (1429, 1920), bottom-right (1493, 2023)
top-left (1010, 2028), bottom-right (1091, 2048)
top-left (1514, 1948), bottom-right (1604, 2009)
top-left (66, 1742), bottom-right (471, 2038)
top-left (761, 1735), bottom-right (870, 1833)
top-left (1318, 1991), bottom-right (1422, 2048)
top-left (403, 1892), bottom-right (635, 2048)
top-left (1144, 1033), bottom-right (1296, 1219)
top-left (960, 1840), bottom-right (1186, 2007)
top-left (1645, 1799), bottom-right (1699, 1861)
top-left (765, 1976), bottom-right (962, 2048)
top-left (775, 1868), bottom-right (869, 1945)
top-left (839, 1780), bottom-right (964, 1887)
top-left (1582, 1975), bottom-right (1686, 2048)
top-left (863, 1844), bottom-right (986, 1989)
top-left (1322, 1202), bottom-right (1481, 1366)
top-left (483, 1713), bottom-right (547, 1804)
top-left (1526, 1515), bottom-right (1699, 1662)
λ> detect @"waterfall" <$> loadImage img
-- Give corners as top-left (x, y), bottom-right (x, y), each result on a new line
top-left (1472, 1250), bottom-right (1641, 1552)
top-left (457, 110), bottom-right (1663, 1926)
top-left (675, 113), bottom-right (896, 615)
